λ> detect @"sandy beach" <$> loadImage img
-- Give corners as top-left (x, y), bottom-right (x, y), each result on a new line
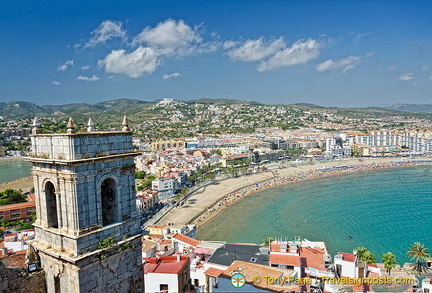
top-left (158, 157), bottom-right (432, 228)
top-left (0, 176), bottom-right (34, 192)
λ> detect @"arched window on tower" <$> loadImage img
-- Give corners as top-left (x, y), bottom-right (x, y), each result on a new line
top-left (45, 181), bottom-right (58, 228)
top-left (101, 178), bottom-right (117, 226)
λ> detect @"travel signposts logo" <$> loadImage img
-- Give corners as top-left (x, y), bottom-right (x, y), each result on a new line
top-left (231, 273), bottom-right (246, 288)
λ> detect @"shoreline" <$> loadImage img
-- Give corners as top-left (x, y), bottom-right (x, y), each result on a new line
top-left (0, 156), bottom-right (25, 161)
top-left (193, 158), bottom-right (432, 232)
top-left (0, 176), bottom-right (33, 192)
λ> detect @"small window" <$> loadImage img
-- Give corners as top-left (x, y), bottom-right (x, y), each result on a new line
top-left (160, 284), bottom-right (168, 291)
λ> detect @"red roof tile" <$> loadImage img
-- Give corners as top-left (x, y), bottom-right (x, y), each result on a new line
top-left (339, 252), bottom-right (356, 262)
top-left (300, 247), bottom-right (326, 271)
top-left (144, 256), bottom-right (189, 275)
top-left (172, 233), bottom-right (199, 247)
top-left (270, 253), bottom-right (301, 266)
top-left (204, 267), bottom-right (224, 278)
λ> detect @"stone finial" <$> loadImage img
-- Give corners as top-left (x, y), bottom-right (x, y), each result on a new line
top-left (67, 117), bottom-right (76, 134)
top-left (32, 117), bottom-right (40, 135)
top-left (87, 118), bottom-right (95, 132)
top-left (122, 116), bottom-right (130, 132)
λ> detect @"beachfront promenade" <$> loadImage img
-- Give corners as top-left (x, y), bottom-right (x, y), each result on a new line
top-left (3, 156), bottom-right (431, 228)
top-left (157, 171), bottom-right (275, 225)
top-left (159, 157), bottom-right (432, 229)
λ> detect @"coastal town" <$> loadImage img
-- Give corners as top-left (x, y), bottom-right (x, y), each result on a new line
top-left (1, 0), bottom-right (432, 291)
top-left (0, 110), bottom-right (432, 292)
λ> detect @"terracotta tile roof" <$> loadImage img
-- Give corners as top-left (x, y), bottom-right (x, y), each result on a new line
top-left (172, 233), bottom-right (200, 247)
top-left (338, 252), bottom-right (356, 262)
top-left (143, 256), bottom-right (189, 275)
top-left (300, 246), bottom-right (326, 271)
top-left (204, 267), bottom-right (224, 278)
top-left (270, 253), bottom-right (301, 266)
top-left (158, 239), bottom-right (172, 245)
top-left (269, 243), bottom-right (280, 252)
top-left (221, 261), bottom-right (299, 292)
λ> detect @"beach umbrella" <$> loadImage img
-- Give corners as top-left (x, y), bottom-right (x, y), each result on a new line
top-left (194, 247), bottom-right (210, 254)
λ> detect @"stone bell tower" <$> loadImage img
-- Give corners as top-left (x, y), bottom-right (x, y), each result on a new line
top-left (25, 117), bottom-right (143, 292)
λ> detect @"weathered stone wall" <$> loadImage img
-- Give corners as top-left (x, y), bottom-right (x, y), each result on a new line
top-left (78, 238), bottom-right (143, 293)
top-left (26, 130), bottom-right (143, 293)
top-left (0, 262), bottom-right (46, 293)
top-left (34, 217), bottom-right (140, 256)
top-left (30, 156), bottom-right (139, 255)
top-left (30, 132), bottom-right (133, 160)
top-left (39, 237), bottom-right (143, 293)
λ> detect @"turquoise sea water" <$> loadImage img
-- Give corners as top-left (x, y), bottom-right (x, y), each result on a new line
top-left (197, 166), bottom-right (432, 264)
top-left (0, 158), bottom-right (32, 184)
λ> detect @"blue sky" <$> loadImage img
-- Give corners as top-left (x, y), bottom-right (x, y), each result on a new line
top-left (0, 0), bottom-right (431, 107)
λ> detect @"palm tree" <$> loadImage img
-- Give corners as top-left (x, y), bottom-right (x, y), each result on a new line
top-left (407, 242), bottom-right (430, 274)
top-left (362, 251), bottom-right (376, 264)
top-left (262, 237), bottom-right (275, 246)
top-left (382, 252), bottom-right (397, 275)
top-left (355, 247), bottom-right (368, 260)
top-left (355, 247), bottom-right (376, 264)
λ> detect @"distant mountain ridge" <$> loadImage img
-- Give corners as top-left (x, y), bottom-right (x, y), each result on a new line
top-left (383, 103), bottom-right (432, 113)
top-left (0, 98), bottom-right (430, 121)
top-left (0, 99), bottom-right (152, 120)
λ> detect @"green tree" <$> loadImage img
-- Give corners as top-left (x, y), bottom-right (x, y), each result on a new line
top-left (382, 252), bottom-right (397, 275)
top-left (262, 237), bottom-right (275, 246)
top-left (362, 251), bottom-right (376, 264)
top-left (407, 242), bottom-right (430, 274)
top-left (355, 247), bottom-right (376, 264)
top-left (135, 171), bottom-right (146, 179)
top-left (206, 172), bottom-right (216, 181)
top-left (181, 187), bottom-right (189, 198)
top-left (0, 189), bottom-right (27, 206)
top-left (355, 247), bottom-right (368, 260)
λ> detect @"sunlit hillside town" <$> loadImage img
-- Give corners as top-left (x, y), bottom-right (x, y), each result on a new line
top-left (0, 117), bottom-right (431, 292)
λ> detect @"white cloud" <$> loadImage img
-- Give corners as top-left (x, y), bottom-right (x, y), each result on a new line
top-left (353, 32), bottom-right (373, 43)
top-left (81, 65), bottom-right (90, 70)
top-left (315, 56), bottom-right (361, 74)
top-left (131, 19), bottom-right (215, 56)
top-left (162, 72), bottom-right (181, 80)
top-left (429, 75), bottom-right (432, 80)
top-left (422, 65), bottom-right (430, 71)
top-left (77, 75), bottom-right (100, 81)
top-left (98, 46), bottom-right (159, 78)
top-left (58, 60), bottom-right (74, 72)
top-left (257, 39), bottom-right (320, 72)
top-left (51, 81), bottom-right (61, 86)
top-left (398, 72), bottom-right (414, 81)
top-left (226, 37), bottom-right (286, 62)
top-left (387, 65), bottom-right (397, 71)
top-left (84, 20), bottom-right (126, 48)
top-left (223, 40), bottom-right (238, 49)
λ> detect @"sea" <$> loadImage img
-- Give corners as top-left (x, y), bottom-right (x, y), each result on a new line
top-left (0, 158), bottom-right (32, 184)
top-left (197, 166), bottom-right (432, 264)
